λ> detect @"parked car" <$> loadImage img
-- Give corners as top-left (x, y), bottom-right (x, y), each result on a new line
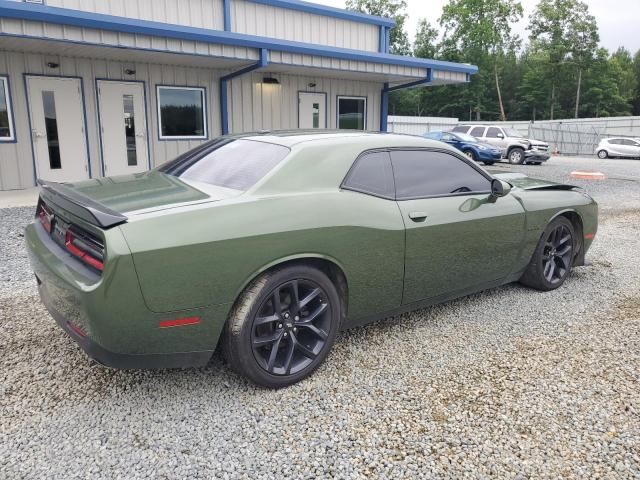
top-left (595, 137), bottom-right (640, 159)
top-left (423, 131), bottom-right (503, 165)
top-left (452, 124), bottom-right (550, 165)
top-left (26, 132), bottom-right (598, 388)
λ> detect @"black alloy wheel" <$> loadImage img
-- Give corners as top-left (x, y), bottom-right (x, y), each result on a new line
top-left (520, 216), bottom-right (576, 291)
top-left (541, 223), bottom-right (574, 285)
top-left (251, 279), bottom-right (331, 376)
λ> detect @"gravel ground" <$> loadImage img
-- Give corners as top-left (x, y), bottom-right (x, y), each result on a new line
top-left (1, 157), bottom-right (640, 479)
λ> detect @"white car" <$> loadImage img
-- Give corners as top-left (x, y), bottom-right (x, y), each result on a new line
top-left (596, 138), bottom-right (640, 159)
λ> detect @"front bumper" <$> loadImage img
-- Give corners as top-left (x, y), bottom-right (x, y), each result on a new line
top-left (477, 149), bottom-right (503, 161)
top-left (525, 150), bottom-right (551, 162)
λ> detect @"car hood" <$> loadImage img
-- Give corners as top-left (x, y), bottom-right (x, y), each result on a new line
top-left (492, 172), bottom-right (577, 191)
top-left (64, 171), bottom-right (239, 215)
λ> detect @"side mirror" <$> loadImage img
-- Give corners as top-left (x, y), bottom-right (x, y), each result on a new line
top-left (497, 133), bottom-right (504, 139)
top-left (491, 179), bottom-right (512, 198)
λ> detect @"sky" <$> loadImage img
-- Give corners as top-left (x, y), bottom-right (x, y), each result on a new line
top-left (318, 0), bottom-right (640, 54)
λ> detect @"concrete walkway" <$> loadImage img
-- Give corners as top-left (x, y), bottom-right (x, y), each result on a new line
top-left (0, 187), bottom-right (39, 208)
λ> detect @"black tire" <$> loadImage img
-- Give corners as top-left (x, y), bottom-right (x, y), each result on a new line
top-left (483, 161), bottom-right (495, 166)
top-left (463, 149), bottom-right (477, 161)
top-left (508, 147), bottom-right (525, 164)
top-left (520, 216), bottom-right (576, 291)
top-left (597, 150), bottom-right (608, 159)
top-left (222, 265), bottom-right (341, 388)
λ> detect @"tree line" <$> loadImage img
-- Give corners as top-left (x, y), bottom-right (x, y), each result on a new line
top-left (346, 0), bottom-right (640, 121)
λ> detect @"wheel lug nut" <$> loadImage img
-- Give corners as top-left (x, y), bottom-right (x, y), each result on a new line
top-left (278, 323), bottom-right (283, 329)
top-left (294, 316), bottom-right (299, 321)
top-left (284, 332), bottom-right (288, 337)
top-left (293, 327), bottom-right (297, 332)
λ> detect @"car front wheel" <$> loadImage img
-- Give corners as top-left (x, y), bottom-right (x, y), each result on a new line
top-left (508, 147), bottom-right (525, 164)
top-left (597, 150), bottom-right (608, 159)
top-left (223, 265), bottom-right (341, 388)
top-left (463, 150), bottom-right (476, 161)
top-left (520, 216), bottom-right (576, 291)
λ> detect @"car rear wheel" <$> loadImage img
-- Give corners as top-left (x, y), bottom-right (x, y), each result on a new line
top-left (520, 216), bottom-right (576, 291)
top-left (508, 147), bottom-right (525, 164)
top-left (597, 150), bottom-right (608, 159)
top-left (222, 265), bottom-right (341, 388)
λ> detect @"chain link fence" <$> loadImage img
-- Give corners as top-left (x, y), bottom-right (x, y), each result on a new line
top-left (528, 123), bottom-right (606, 156)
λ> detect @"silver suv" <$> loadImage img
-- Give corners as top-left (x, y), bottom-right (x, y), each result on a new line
top-left (452, 125), bottom-right (550, 165)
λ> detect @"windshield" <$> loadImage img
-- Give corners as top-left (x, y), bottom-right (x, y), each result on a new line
top-left (504, 128), bottom-right (522, 137)
top-left (454, 132), bottom-right (479, 142)
top-left (159, 138), bottom-right (290, 191)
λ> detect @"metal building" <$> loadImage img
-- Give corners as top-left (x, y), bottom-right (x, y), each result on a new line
top-left (0, 0), bottom-right (477, 190)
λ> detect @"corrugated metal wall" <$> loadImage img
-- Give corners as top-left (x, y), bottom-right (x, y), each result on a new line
top-left (229, 71), bottom-right (380, 132)
top-left (0, 51), bottom-right (223, 190)
top-left (231, 0), bottom-right (380, 52)
top-left (45, 0), bottom-right (225, 31)
top-left (0, 50), bottom-right (383, 190)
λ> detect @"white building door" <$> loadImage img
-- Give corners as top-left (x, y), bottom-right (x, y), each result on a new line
top-left (26, 76), bottom-right (89, 183)
top-left (97, 81), bottom-right (149, 176)
top-left (298, 92), bottom-right (326, 129)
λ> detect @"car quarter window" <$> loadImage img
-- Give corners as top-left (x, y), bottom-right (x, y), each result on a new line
top-left (390, 150), bottom-right (491, 199)
top-left (343, 151), bottom-right (395, 198)
top-left (452, 126), bottom-right (470, 133)
top-left (470, 126), bottom-right (486, 137)
top-left (486, 127), bottom-right (502, 138)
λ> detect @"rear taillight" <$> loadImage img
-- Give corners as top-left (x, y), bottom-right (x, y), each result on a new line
top-left (65, 228), bottom-right (105, 272)
top-left (37, 202), bottom-right (53, 233)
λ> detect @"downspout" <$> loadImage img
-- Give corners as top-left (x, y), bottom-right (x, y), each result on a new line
top-left (380, 69), bottom-right (432, 132)
top-left (220, 48), bottom-right (268, 135)
top-left (223, 0), bottom-right (231, 31)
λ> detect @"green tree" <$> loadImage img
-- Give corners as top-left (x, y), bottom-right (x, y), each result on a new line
top-left (529, 0), bottom-right (599, 119)
top-left (633, 50), bottom-right (640, 115)
top-left (345, 0), bottom-right (411, 55)
top-left (580, 48), bottom-right (631, 117)
top-left (439, 0), bottom-right (523, 120)
top-left (413, 19), bottom-right (439, 59)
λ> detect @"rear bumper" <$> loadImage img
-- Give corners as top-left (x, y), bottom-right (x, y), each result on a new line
top-left (25, 222), bottom-right (219, 369)
top-left (40, 283), bottom-right (212, 369)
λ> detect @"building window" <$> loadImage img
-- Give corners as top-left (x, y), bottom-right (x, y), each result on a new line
top-left (0, 76), bottom-right (15, 142)
top-left (157, 86), bottom-right (207, 140)
top-left (337, 96), bottom-right (367, 130)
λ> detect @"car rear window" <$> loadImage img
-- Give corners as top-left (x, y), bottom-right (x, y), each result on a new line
top-left (160, 138), bottom-right (290, 191)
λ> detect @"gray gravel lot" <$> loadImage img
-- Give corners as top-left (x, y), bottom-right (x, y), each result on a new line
top-left (1, 156), bottom-right (640, 479)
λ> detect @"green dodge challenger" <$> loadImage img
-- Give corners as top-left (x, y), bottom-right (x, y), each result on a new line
top-left (26, 132), bottom-right (598, 387)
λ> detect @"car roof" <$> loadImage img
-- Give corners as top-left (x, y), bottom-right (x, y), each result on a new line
top-left (233, 130), bottom-right (446, 149)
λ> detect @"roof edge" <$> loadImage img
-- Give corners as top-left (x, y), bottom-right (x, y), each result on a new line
top-left (0, 0), bottom-right (478, 74)
top-left (246, 0), bottom-right (396, 27)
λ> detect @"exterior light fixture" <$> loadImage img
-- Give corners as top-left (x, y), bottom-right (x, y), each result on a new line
top-left (124, 69), bottom-right (136, 75)
top-left (308, 82), bottom-right (317, 88)
top-left (46, 62), bottom-right (59, 69)
top-left (262, 77), bottom-right (280, 85)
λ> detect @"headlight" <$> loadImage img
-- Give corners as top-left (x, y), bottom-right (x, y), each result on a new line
top-left (478, 145), bottom-right (488, 150)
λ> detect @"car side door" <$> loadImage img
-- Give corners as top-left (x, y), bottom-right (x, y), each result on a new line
top-left (391, 149), bottom-right (526, 305)
top-left (485, 127), bottom-right (507, 150)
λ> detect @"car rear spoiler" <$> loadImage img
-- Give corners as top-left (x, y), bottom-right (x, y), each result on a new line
top-left (38, 179), bottom-right (128, 229)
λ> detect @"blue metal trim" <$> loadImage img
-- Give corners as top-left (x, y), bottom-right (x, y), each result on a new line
top-left (156, 84), bottom-right (209, 141)
top-left (0, 74), bottom-right (17, 143)
top-left (380, 83), bottom-right (389, 132)
top-left (23, 73), bottom-right (93, 182)
top-left (95, 79), bottom-right (151, 176)
top-left (297, 91), bottom-right (327, 129)
top-left (336, 95), bottom-right (368, 130)
top-left (0, 1), bottom-right (478, 74)
top-left (245, 0), bottom-right (395, 27)
top-left (220, 48), bottom-right (268, 135)
top-left (384, 69), bottom-right (433, 93)
top-left (223, 0), bottom-right (231, 31)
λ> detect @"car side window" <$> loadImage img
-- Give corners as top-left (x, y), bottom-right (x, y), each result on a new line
top-left (486, 127), bottom-right (502, 138)
top-left (610, 139), bottom-right (622, 145)
top-left (343, 151), bottom-right (395, 199)
top-left (452, 126), bottom-right (470, 133)
top-left (390, 150), bottom-right (491, 199)
top-left (470, 126), bottom-right (486, 138)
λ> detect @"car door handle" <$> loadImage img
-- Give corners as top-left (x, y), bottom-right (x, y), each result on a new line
top-left (408, 212), bottom-right (428, 222)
